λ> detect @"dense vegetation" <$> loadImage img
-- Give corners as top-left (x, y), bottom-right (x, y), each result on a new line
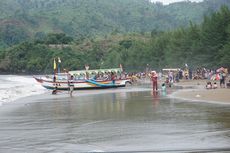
top-left (0, 5), bottom-right (230, 74)
top-left (0, 0), bottom-right (230, 74)
top-left (0, 0), bottom-right (230, 47)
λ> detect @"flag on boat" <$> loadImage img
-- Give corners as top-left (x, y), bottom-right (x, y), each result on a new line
top-left (120, 64), bottom-right (123, 72)
top-left (58, 57), bottom-right (61, 63)
top-left (85, 64), bottom-right (89, 70)
top-left (53, 58), bottom-right (57, 70)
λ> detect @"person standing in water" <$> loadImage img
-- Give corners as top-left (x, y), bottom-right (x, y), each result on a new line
top-left (52, 75), bottom-right (58, 94)
top-left (68, 75), bottom-right (74, 96)
top-left (151, 71), bottom-right (158, 91)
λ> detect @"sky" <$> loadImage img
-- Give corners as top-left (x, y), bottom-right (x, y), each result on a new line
top-left (151, 0), bottom-right (203, 5)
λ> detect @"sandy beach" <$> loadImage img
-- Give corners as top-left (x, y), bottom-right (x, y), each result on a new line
top-left (172, 79), bottom-right (230, 104)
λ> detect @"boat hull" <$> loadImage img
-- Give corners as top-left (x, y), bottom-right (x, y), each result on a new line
top-left (34, 77), bottom-right (131, 91)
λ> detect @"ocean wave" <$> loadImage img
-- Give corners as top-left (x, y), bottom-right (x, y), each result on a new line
top-left (0, 75), bottom-right (46, 104)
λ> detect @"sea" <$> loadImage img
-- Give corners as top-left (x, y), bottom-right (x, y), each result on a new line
top-left (0, 75), bottom-right (45, 105)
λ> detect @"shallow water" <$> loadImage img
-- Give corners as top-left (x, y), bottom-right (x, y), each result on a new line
top-left (0, 87), bottom-right (230, 153)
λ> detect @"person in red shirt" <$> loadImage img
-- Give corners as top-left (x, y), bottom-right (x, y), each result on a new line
top-left (151, 71), bottom-right (158, 91)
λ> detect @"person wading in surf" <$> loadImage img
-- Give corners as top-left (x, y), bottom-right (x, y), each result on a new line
top-left (151, 71), bottom-right (158, 91)
top-left (68, 75), bottom-right (74, 96)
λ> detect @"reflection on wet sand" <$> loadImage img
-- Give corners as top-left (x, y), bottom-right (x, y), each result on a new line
top-left (151, 91), bottom-right (159, 108)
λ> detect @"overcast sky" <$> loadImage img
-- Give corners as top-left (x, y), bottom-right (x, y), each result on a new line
top-left (151, 0), bottom-right (203, 5)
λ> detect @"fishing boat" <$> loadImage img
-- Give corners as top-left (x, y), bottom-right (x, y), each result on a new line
top-left (34, 68), bottom-right (132, 91)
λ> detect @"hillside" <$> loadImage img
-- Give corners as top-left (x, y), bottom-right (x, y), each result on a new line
top-left (0, 5), bottom-right (230, 73)
top-left (0, 0), bottom-right (230, 47)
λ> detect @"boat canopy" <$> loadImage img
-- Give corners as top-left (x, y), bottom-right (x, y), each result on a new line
top-left (162, 68), bottom-right (179, 72)
top-left (69, 68), bottom-right (122, 76)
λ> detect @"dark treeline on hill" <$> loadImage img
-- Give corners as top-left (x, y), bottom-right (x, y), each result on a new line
top-left (0, 5), bottom-right (230, 74)
top-left (0, 0), bottom-right (230, 47)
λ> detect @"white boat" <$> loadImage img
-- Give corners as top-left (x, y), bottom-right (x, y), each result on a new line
top-left (34, 68), bottom-right (132, 90)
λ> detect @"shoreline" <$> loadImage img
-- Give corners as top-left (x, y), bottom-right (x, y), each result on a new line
top-left (2, 86), bottom-right (152, 106)
top-left (170, 79), bottom-right (230, 105)
top-left (38, 79), bottom-right (229, 106)
top-left (2, 76), bottom-right (230, 107)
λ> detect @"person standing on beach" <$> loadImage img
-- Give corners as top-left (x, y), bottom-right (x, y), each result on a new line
top-left (219, 71), bottom-right (225, 88)
top-left (68, 75), bottom-right (74, 96)
top-left (151, 71), bottom-right (158, 91)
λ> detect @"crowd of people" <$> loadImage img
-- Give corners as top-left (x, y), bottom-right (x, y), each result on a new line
top-left (143, 66), bottom-right (230, 91)
top-left (53, 66), bottom-right (229, 94)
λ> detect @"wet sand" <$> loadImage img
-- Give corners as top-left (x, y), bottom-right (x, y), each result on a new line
top-left (1, 86), bottom-right (230, 152)
top-left (1, 79), bottom-right (230, 152)
top-left (172, 79), bottom-right (230, 104)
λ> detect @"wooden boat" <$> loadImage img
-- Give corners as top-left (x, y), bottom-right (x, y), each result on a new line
top-left (34, 68), bottom-right (132, 90)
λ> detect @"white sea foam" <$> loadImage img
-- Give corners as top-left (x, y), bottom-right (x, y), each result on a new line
top-left (0, 75), bottom-right (46, 104)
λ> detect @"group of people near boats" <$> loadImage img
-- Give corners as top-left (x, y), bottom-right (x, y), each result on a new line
top-left (149, 70), bottom-right (176, 91)
top-left (148, 66), bottom-right (230, 91)
top-left (205, 68), bottom-right (230, 89)
top-left (52, 75), bottom-right (74, 96)
top-left (49, 64), bottom-right (229, 96)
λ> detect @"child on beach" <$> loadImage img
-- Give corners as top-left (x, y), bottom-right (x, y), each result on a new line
top-left (161, 83), bottom-right (166, 91)
top-left (213, 82), bottom-right (218, 89)
top-left (206, 81), bottom-right (212, 89)
top-left (227, 80), bottom-right (230, 89)
top-left (165, 77), bottom-right (172, 87)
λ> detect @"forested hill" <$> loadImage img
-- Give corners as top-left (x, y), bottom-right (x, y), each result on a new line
top-left (0, 0), bottom-right (230, 47)
top-left (1, 6), bottom-right (230, 74)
